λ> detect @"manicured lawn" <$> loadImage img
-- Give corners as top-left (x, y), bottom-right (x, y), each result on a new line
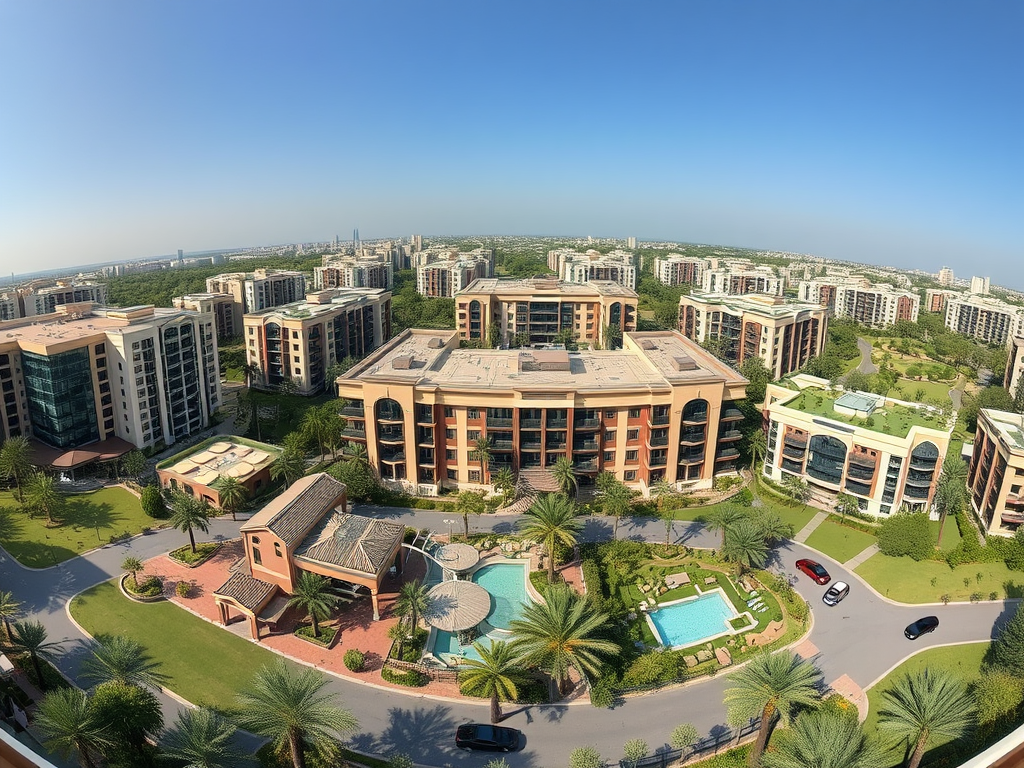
top-left (803, 520), bottom-right (877, 564)
top-left (889, 378), bottom-right (954, 405)
top-left (855, 553), bottom-right (1024, 603)
top-left (0, 487), bottom-right (157, 568)
top-left (930, 518), bottom-right (962, 552)
top-left (70, 581), bottom-right (288, 711)
top-left (769, 502), bottom-right (818, 533)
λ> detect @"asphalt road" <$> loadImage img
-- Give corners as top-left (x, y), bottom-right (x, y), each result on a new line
top-left (1, 505), bottom-right (1012, 768)
top-left (856, 337), bottom-right (878, 375)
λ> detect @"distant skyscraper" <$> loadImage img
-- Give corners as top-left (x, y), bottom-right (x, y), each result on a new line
top-left (971, 276), bottom-right (991, 295)
top-left (938, 267), bottom-right (954, 286)
top-left (627, 236), bottom-right (637, 249)
top-left (411, 234), bottom-right (423, 252)
top-left (353, 229), bottom-right (359, 249)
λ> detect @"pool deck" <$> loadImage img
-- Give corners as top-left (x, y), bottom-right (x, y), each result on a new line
top-left (644, 586), bottom-right (756, 650)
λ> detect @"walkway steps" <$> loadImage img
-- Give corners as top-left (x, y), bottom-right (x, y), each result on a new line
top-left (794, 511), bottom-right (829, 543)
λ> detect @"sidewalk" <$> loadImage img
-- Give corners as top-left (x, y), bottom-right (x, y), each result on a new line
top-left (794, 511), bottom-right (829, 543)
top-left (842, 543), bottom-right (879, 570)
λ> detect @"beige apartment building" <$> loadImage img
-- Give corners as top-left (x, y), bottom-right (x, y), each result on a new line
top-left (1006, 337), bottom-right (1024, 398)
top-left (416, 255), bottom-right (492, 298)
top-left (653, 254), bottom-right (708, 287)
top-left (336, 329), bottom-right (748, 497)
top-left (20, 281), bottom-right (108, 317)
top-left (968, 408), bottom-right (1024, 537)
top-left (925, 288), bottom-right (958, 314)
top-left (454, 278), bottom-right (637, 348)
top-left (678, 293), bottom-right (829, 379)
top-left (173, 293), bottom-right (242, 340)
top-left (314, 259), bottom-right (393, 291)
top-left (244, 288), bottom-right (391, 396)
top-left (944, 293), bottom-right (1024, 346)
top-left (700, 265), bottom-right (782, 296)
top-left (799, 279), bottom-right (918, 327)
top-left (206, 269), bottom-right (307, 313)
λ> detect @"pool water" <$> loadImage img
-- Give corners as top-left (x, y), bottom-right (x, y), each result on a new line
top-left (647, 590), bottom-right (738, 649)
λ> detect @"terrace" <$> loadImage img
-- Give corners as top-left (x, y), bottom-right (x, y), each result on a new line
top-left (781, 388), bottom-right (941, 438)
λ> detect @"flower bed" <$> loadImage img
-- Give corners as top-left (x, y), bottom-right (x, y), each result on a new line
top-left (294, 624), bottom-right (338, 648)
top-left (119, 574), bottom-right (164, 602)
top-left (168, 541), bottom-right (221, 567)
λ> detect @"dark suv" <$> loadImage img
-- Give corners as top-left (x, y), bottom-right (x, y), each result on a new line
top-left (455, 724), bottom-right (522, 752)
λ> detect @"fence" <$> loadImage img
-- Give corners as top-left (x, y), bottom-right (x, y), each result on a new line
top-left (619, 717), bottom-right (759, 768)
top-left (382, 657), bottom-right (460, 684)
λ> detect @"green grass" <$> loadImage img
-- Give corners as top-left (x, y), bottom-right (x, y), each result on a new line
top-left (70, 580), bottom-right (292, 710)
top-left (243, 389), bottom-right (336, 443)
top-left (783, 388), bottom-right (940, 438)
top-left (855, 553), bottom-right (1024, 603)
top-left (930, 518), bottom-right (962, 552)
top-left (683, 744), bottom-right (751, 767)
top-left (803, 520), bottom-right (877, 563)
top-left (224, 366), bottom-right (245, 383)
top-left (889, 378), bottom-right (953, 405)
top-left (0, 487), bottom-right (157, 568)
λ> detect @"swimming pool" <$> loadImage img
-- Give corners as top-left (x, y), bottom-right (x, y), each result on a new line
top-left (646, 590), bottom-right (741, 649)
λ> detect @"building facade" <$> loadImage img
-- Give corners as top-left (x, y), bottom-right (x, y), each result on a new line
top-left (653, 254), bottom-right (708, 287)
top-left (938, 267), bottom-right (954, 286)
top-left (944, 293), bottom-right (1024, 346)
top-left (971, 276), bottom-right (991, 295)
top-left (677, 293), bottom-right (829, 379)
top-left (244, 288), bottom-right (391, 396)
top-left (314, 259), bottom-right (393, 291)
top-left (925, 288), bottom-right (959, 314)
top-left (454, 278), bottom-right (638, 348)
top-left (1006, 337), bottom-right (1024, 399)
top-left (173, 293), bottom-right (242, 340)
top-left (762, 375), bottom-right (952, 517)
top-left (206, 269), bottom-right (307, 314)
top-left (416, 252), bottom-right (493, 298)
top-left (799, 280), bottom-right (920, 328)
top-left (547, 249), bottom-right (637, 289)
top-left (967, 409), bottom-right (1024, 537)
top-left (336, 329), bottom-right (748, 496)
top-left (21, 281), bottom-right (107, 317)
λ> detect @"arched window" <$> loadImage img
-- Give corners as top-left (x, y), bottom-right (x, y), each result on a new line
top-left (265, 322), bottom-right (281, 340)
top-left (682, 399), bottom-right (709, 423)
top-left (609, 302), bottom-right (621, 327)
top-left (274, 542), bottom-right (282, 558)
top-left (807, 435), bottom-right (847, 485)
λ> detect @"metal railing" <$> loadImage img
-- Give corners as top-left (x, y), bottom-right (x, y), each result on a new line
top-left (619, 718), bottom-right (759, 768)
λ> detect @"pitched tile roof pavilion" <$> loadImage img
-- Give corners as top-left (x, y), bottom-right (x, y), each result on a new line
top-left (293, 512), bottom-right (406, 580)
top-left (241, 473), bottom-right (347, 547)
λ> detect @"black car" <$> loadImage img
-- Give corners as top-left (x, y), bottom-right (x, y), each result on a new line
top-left (455, 723), bottom-right (522, 752)
top-left (905, 616), bottom-right (939, 640)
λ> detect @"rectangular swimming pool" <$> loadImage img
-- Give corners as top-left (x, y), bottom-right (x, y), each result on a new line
top-left (646, 590), bottom-right (740, 649)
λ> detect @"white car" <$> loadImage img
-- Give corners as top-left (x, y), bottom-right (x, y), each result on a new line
top-left (822, 581), bottom-right (850, 606)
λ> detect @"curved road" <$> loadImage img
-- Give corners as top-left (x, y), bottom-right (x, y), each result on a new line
top-left (855, 337), bottom-right (878, 375)
top-left (1, 507), bottom-right (1012, 768)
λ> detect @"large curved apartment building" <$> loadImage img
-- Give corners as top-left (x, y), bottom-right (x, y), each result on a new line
top-left (336, 329), bottom-right (748, 496)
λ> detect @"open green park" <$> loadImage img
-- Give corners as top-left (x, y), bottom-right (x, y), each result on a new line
top-left (803, 519), bottom-right (877, 563)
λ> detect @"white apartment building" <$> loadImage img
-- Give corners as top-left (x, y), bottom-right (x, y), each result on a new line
top-left (938, 267), bottom-right (954, 286)
top-left (314, 259), bottom-right (393, 291)
top-left (206, 269), bottom-right (307, 314)
top-left (945, 293), bottom-right (1024, 346)
top-left (172, 293), bottom-right (242, 340)
top-left (653, 254), bottom-right (708, 287)
top-left (971, 276), bottom-right (992, 295)
top-left (416, 250), bottom-right (493, 298)
top-left (547, 249), bottom-right (637, 289)
top-left (21, 281), bottom-right (108, 317)
top-left (1006, 337), bottom-right (1024, 398)
top-left (799, 279), bottom-right (919, 327)
top-left (925, 288), bottom-right (959, 314)
top-left (0, 293), bottom-right (18, 321)
top-left (700, 265), bottom-right (782, 296)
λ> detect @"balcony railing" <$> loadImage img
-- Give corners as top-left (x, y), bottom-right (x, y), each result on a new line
top-left (716, 448), bottom-right (740, 460)
top-left (488, 417), bottom-right (514, 428)
top-left (380, 451), bottom-right (405, 463)
top-left (574, 418), bottom-right (600, 429)
top-left (547, 418), bottom-right (568, 429)
top-left (342, 427), bottom-right (366, 438)
top-left (521, 441), bottom-right (542, 451)
top-left (721, 409), bottom-right (744, 421)
top-left (521, 419), bottom-right (542, 430)
top-left (492, 438), bottom-right (513, 449)
top-left (650, 456), bottom-right (668, 467)
top-left (546, 440), bottom-right (567, 450)
top-left (782, 445), bottom-right (806, 459)
top-left (650, 413), bottom-right (671, 426)
top-left (574, 440), bottom-right (599, 451)
top-left (341, 405), bottom-right (364, 417)
top-left (576, 460), bottom-right (599, 472)
top-left (718, 430), bottom-right (742, 441)
top-left (648, 435), bottom-right (670, 447)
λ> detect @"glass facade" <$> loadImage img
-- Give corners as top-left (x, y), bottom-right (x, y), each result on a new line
top-left (22, 348), bottom-right (98, 448)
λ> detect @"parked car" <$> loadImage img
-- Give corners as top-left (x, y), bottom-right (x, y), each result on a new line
top-left (905, 616), bottom-right (939, 640)
top-left (796, 558), bottom-right (831, 585)
top-left (822, 581), bottom-right (850, 606)
top-left (455, 723), bottom-right (522, 752)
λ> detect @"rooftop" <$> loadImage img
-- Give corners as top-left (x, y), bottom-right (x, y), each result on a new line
top-left (680, 291), bottom-right (826, 317)
top-left (244, 287), bottom-right (389, 320)
top-left (293, 511), bottom-right (405, 577)
top-left (774, 384), bottom-right (945, 439)
top-left (0, 305), bottom-right (200, 350)
top-left (158, 436), bottom-right (281, 487)
top-left (982, 409), bottom-right (1024, 453)
top-left (458, 278), bottom-right (638, 299)
top-left (241, 473), bottom-right (345, 546)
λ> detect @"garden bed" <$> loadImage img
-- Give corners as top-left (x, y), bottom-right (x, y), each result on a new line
top-left (120, 573), bottom-right (165, 602)
top-left (168, 541), bottom-right (222, 567)
top-left (294, 624), bottom-right (338, 648)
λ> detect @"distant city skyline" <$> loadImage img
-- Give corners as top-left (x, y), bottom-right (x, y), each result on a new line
top-left (0, 2), bottom-right (1020, 287)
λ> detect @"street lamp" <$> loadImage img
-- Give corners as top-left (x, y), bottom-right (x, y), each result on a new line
top-left (443, 519), bottom-right (455, 541)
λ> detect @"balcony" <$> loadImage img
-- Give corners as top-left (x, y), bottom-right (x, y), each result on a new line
top-left (650, 456), bottom-right (668, 467)
top-left (650, 413), bottom-right (670, 426)
top-left (718, 430), bottom-right (742, 442)
top-left (341, 403), bottom-right (365, 417)
top-left (417, 434), bottom-right (435, 447)
top-left (576, 459), bottom-right (599, 472)
top-left (378, 430), bottom-right (404, 445)
top-left (849, 454), bottom-right (876, 469)
top-left (521, 440), bottom-right (542, 451)
top-left (721, 409), bottom-right (744, 421)
top-left (488, 417), bottom-right (513, 428)
top-left (847, 464), bottom-right (875, 481)
top-left (680, 429), bottom-right (705, 445)
top-left (679, 452), bottom-right (705, 465)
top-left (574, 418), bottom-right (600, 430)
top-left (380, 451), bottom-right (405, 464)
top-left (491, 437), bottom-right (514, 450)
top-left (904, 485), bottom-right (931, 500)
top-left (521, 419), bottom-right (542, 430)
top-left (547, 418), bottom-right (568, 429)
top-left (490, 454), bottom-right (514, 468)
top-left (342, 427), bottom-right (366, 439)
top-left (782, 445), bottom-right (806, 459)
top-left (716, 448), bottom-right (740, 461)
top-left (845, 479), bottom-right (872, 496)
top-left (648, 435), bottom-right (670, 447)
top-left (781, 458), bottom-right (803, 474)
top-left (682, 412), bottom-right (708, 425)
top-left (910, 457), bottom-right (939, 471)
top-left (574, 439), bottom-right (599, 452)
top-left (545, 440), bottom-right (567, 450)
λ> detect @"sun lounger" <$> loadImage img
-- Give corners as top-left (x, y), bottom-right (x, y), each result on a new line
top-left (747, 590), bottom-right (758, 598)
top-left (747, 597), bottom-right (763, 607)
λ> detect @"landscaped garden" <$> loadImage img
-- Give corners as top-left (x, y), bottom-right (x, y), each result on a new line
top-left (784, 388), bottom-right (942, 438)
top-left (855, 553), bottom-right (1023, 603)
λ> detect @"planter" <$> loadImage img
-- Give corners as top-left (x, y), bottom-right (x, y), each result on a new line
top-left (294, 624), bottom-right (338, 649)
top-left (168, 542), bottom-right (222, 568)
top-left (119, 574), bottom-right (165, 603)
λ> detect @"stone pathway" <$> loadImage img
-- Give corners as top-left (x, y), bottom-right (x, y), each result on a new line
top-left (827, 673), bottom-right (869, 721)
top-left (791, 638), bottom-right (819, 660)
top-left (794, 511), bottom-right (829, 543)
top-left (842, 543), bottom-right (880, 570)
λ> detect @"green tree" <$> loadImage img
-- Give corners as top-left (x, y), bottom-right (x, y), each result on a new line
top-left (393, 579), bottom-right (429, 634)
top-left (169, 493), bottom-right (212, 554)
top-left (387, 619), bottom-right (409, 661)
top-left (781, 474), bottom-right (810, 506)
top-left (90, 680), bottom-right (163, 766)
top-left (877, 512), bottom-right (932, 561)
top-left (748, 428), bottom-right (768, 473)
top-left (973, 671), bottom-right (1024, 731)
top-left (327, 458), bottom-right (378, 502)
top-left (0, 589), bottom-right (22, 640)
top-left (622, 738), bottom-right (648, 768)
top-left (120, 556), bottom-right (144, 588)
top-left (236, 661), bottom-right (358, 768)
top-left (568, 746), bottom-right (604, 768)
top-left (140, 485), bottom-right (167, 518)
top-left (722, 520), bottom-right (769, 573)
top-left (272, 447), bottom-right (308, 488)
top-left (877, 669), bottom-right (976, 768)
top-left (458, 640), bottom-right (522, 724)
top-left (509, 584), bottom-right (619, 696)
top-left (739, 357), bottom-right (773, 405)
top-left (934, 454), bottom-right (968, 546)
top-left (81, 635), bottom-right (166, 690)
top-left (34, 687), bottom-right (111, 768)
top-left (24, 471), bottom-right (63, 525)
top-left (760, 710), bottom-right (885, 768)
top-left (706, 505), bottom-right (748, 550)
top-left (519, 495), bottom-right (583, 584)
top-left (456, 489), bottom-right (487, 539)
top-left (286, 572), bottom-right (339, 639)
top-left (161, 706), bottom-right (243, 768)
top-left (604, 323), bottom-right (622, 350)
top-left (669, 723), bottom-right (699, 752)
top-left (598, 473), bottom-right (634, 538)
top-left (473, 435), bottom-right (493, 483)
top-left (0, 435), bottom-right (33, 502)
top-left (723, 649), bottom-right (821, 766)
top-left (300, 404), bottom-right (336, 459)
top-left (4, 620), bottom-right (63, 689)
top-left (492, 466), bottom-right (516, 507)
top-left (551, 455), bottom-right (578, 497)
top-left (834, 492), bottom-right (860, 522)
top-left (119, 450), bottom-right (147, 482)
top-left (754, 510), bottom-right (793, 547)
top-left (216, 475), bottom-right (248, 522)
top-left (990, 602), bottom-right (1024, 677)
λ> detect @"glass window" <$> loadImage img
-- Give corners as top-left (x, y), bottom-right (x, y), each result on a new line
top-left (469, 470), bottom-right (480, 482)
top-left (444, 406), bottom-right (454, 418)
top-left (446, 428), bottom-right (456, 440)
top-left (624, 470), bottom-right (637, 481)
top-left (253, 547), bottom-right (262, 566)
top-left (446, 450), bottom-right (457, 460)
top-left (628, 408), bottom-right (641, 418)
top-left (447, 468), bottom-right (457, 480)
top-left (626, 450), bottom-right (639, 461)
top-left (468, 408), bottom-right (480, 419)
top-left (604, 410), bottom-right (616, 419)
top-left (604, 451), bottom-right (614, 463)
top-left (274, 543), bottom-right (282, 557)
top-left (627, 429), bottom-right (639, 441)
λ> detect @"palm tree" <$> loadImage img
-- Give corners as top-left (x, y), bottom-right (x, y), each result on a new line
top-left (216, 475), bottom-right (248, 522)
top-left (161, 706), bottom-right (243, 768)
top-left (0, 589), bottom-right (22, 640)
top-left (722, 520), bottom-right (769, 574)
top-left (760, 710), bottom-right (885, 768)
top-left (781, 474), bottom-right (811, 507)
top-left (492, 466), bottom-right (516, 507)
top-left (80, 635), bottom-right (167, 689)
top-left (934, 455), bottom-right (968, 546)
top-left (236, 661), bottom-right (358, 768)
top-left (459, 640), bottom-right (522, 724)
top-left (34, 687), bottom-right (111, 768)
top-left (343, 442), bottom-right (369, 465)
top-left (748, 428), bottom-right (768, 473)
top-left (4, 620), bottom-right (63, 689)
top-left (519, 494), bottom-right (583, 584)
top-left (456, 489), bottom-right (486, 539)
top-left (120, 556), bottom-right (144, 587)
top-left (877, 669), bottom-right (976, 768)
top-left (0, 435), bottom-right (33, 502)
top-left (834, 492), bottom-right (860, 523)
top-left (300, 404), bottom-right (335, 460)
top-left (754, 510), bottom-right (793, 547)
top-left (286, 572), bottom-right (338, 639)
top-left (387, 619), bottom-right (409, 660)
top-left (24, 471), bottom-right (62, 525)
top-left (473, 435), bottom-right (493, 483)
top-left (394, 579), bottom-right (429, 635)
top-left (705, 505), bottom-right (748, 549)
top-left (169, 493), bottom-right (211, 554)
top-left (723, 649), bottom-right (821, 766)
top-left (649, 478), bottom-right (675, 510)
top-left (600, 477), bottom-right (634, 538)
top-left (510, 584), bottom-right (619, 697)
top-left (551, 455), bottom-right (578, 497)
top-left (272, 447), bottom-right (307, 488)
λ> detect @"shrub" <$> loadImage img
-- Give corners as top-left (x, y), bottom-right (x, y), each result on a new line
top-left (974, 671), bottom-right (1024, 726)
top-left (732, 488), bottom-right (754, 507)
top-left (381, 666), bottom-right (427, 687)
top-left (175, 581), bottom-right (190, 598)
top-left (581, 559), bottom-right (605, 608)
top-left (621, 651), bottom-right (681, 688)
top-left (877, 512), bottom-right (932, 560)
top-left (127, 575), bottom-right (163, 597)
top-left (623, 739), bottom-right (649, 767)
top-left (670, 723), bottom-right (700, 750)
top-left (343, 649), bottom-right (366, 672)
top-left (568, 746), bottom-right (604, 768)
top-left (991, 603), bottom-right (1024, 677)
top-left (140, 485), bottom-right (167, 518)
top-left (589, 678), bottom-right (615, 708)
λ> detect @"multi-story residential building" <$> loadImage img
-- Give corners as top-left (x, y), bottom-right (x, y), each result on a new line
top-left (454, 278), bottom-right (637, 348)
top-left (938, 267), bottom-right (954, 287)
top-left (314, 259), bottom-right (393, 291)
top-left (944, 293), bottom-right (1024, 346)
top-left (800, 280), bottom-right (919, 328)
top-left (925, 288), bottom-right (959, 314)
top-left (173, 293), bottom-right (242, 341)
top-left (416, 252), bottom-right (492, 298)
top-left (0, 292), bottom-right (18, 321)
top-left (547, 249), bottom-right (637, 289)
top-left (971, 276), bottom-right (991, 295)
top-left (653, 254), bottom-right (709, 287)
top-left (763, 375), bottom-right (952, 516)
top-left (206, 269), bottom-right (307, 314)
top-left (0, 302), bottom-right (220, 454)
top-left (1006, 337), bottom-right (1024, 398)
top-left (967, 409), bottom-right (1024, 537)
top-left (678, 293), bottom-right (829, 379)
top-left (244, 288), bottom-right (391, 396)
top-left (20, 281), bottom-right (107, 317)
top-left (336, 329), bottom-right (748, 496)
top-left (700, 265), bottom-right (782, 296)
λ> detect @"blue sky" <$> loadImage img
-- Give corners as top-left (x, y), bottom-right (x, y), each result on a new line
top-left (1, 1), bottom-right (1021, 286)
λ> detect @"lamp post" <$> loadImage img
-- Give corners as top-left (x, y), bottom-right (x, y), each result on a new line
top-left (443, 519), bottom-right (455, 542)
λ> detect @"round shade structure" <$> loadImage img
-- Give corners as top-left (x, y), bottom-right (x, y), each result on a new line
top-left (423, 580), bottom-right (491, 632)
top-left (432, 543), bottom-right (480, 574)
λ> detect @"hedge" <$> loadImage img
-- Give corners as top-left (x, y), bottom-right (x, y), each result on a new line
top-left (381, 666), bottom-right (427, 687)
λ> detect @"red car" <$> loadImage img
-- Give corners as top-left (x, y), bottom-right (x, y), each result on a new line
top-left (796, 559), bottom-right (831, 585)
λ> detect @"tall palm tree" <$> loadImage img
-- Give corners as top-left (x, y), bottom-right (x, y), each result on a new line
top-left (748, 428), bottom-right (768, 473)
top-left (343, 442), bottom-right (369, 465)
top-left (161, 706), bottom-right (243, 768)
top-left (519, 494), bottom-right (583, 584)
top-left (760, 710), bottom-right (885, 768)
top-left (394, 579), bottom-right (429, 635)
top-left (272, 447), bottom-right (307, 488)
top-left (24, 471), bottom-right (62, 525)
top-left (34, 687), bottom-right (111, 768)
top-left (705, 505), bottom-right (749, 549)
top-left (456, 489), bottom-right (486, 539)
top-left (169, 493), bottom-right (211, 554)
top-left (121, 556), bottom-right (144, 587)
top-left (0, 435), bottom-right (33, 502)
top-left (934, 455), bottom-right (968, 546)
top-left (300, 405), bottom-right (335, 460)
top-left (236, 661), bottom-right (358, 768)
top-left (473, 435), bottom-right (493, 483)
top-left (509, 584), bottom-right (619, 696)
top-left (4, 620), bottom-right (63, 689)
top-left (387, 619), bottom-right (409, 660)
top-left (80, 635), bottom-right (167, 689)
top-left (723, 649), bottom-right (821, 766)
top-left (492, 466), bottom-right (516, 507)
top-left (0, 589), bottom-right (22, 640)
top-left (459, 640), bottom-right (522, 724)
top-left (216, 475), bottom-right (248, 522)
top-left (877, 669), bottom-right (976, 768)
top-left (722, 520), bottom-right (769, 574)
top-left (754, 510), bottom-right (793, 548)
top-left (781, 474), bottom-right (811, 507)
top-left (551, 455), bottom-right (578, 497)
top-left (286, 572), bottom-right (338, 639)
top-left (600, 478), bottom-right (634, 538)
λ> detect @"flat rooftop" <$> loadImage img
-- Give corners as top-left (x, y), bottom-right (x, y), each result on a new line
top-left (245, 288), bottom-right (388, 319)
top-left (0, 306), bottom-right (195, 349)
top-left (458, 278), bottom-right (637, 299)
top-left (775, 385), bottom-right (944, 439)
top-left (681, 292), bottom-right (825, 317)
top-left (982, 409), bottom-right (1024, 453)
top-left (157, 437), bottom-right (281, 486)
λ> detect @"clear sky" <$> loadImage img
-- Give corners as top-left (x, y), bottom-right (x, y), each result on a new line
top-left (1, 1), bottom-right (1021, 286)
